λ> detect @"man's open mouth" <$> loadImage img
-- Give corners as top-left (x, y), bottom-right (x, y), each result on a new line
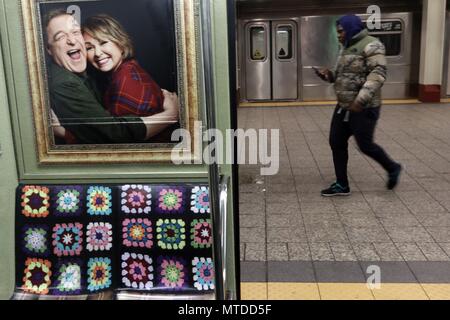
top-left (67, 49), bottom-right (81, 60)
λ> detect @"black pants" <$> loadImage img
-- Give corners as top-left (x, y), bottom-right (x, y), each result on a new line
top-left (329, 105), bottom-right (398, 187)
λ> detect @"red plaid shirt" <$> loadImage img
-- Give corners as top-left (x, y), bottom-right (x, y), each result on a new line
top-left (104, 59), bottom-right (164, 116)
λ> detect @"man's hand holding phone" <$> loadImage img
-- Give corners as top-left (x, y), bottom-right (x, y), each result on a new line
top-left (313, 67), bottom-right (332, 82)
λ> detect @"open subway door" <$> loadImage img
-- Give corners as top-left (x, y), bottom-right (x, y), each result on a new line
top-left (0, 0), bottom-right (238, 300)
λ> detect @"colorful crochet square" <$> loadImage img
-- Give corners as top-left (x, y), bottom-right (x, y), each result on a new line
top-left (156, 256), bottom-right (187, 290)
top-left (52, 223), bottom-right (83, 257)
top-left (86, 222), bottom-right (113, 252)
top-left (22, 258), bottom-right (52, 295)
top-left (21, 186), bottom-right (50, 218)
top-left (120, 185), bottom-right (152, 214)
top-left (155, 187), bottom-right (186, 214)
top-left (192, 257), bottom-right (215, 291)
top-left (53, 186), bottom-right (83, 216)
top-left (22, 226), bottom-right (49, 256)
top-left (156, 219), bottom-right (186, 250)
top-left (87, 257), bottom-right (112, 292)
top-left (122, 218), bottom-right (153, 248)
top-left (87, 186), bottom-right (112, 216)
top-left (121, 252), bottom-right (154, 290)
top-left (190, 219), bottom-right (212, 249)
top-left (53, 260), bottom-right (82, 295)
top-left (190, 186), bottom-right (210, 214)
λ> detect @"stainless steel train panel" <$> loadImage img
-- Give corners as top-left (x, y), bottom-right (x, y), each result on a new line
top-left (271, 20), bottom-right (298, 100)
top-left (386, 65), bottom-right (414, 83)
top-left (238, 11), bottom-right (418, 102)
top-left (380, 84), bottom-right (412, 99)
top-left (244, 21), bottom-right (271, 100)
top-left (300, 15), bottom-right (341, 101)
top-left (302, 85), bottom-right (338, 101)
top-left (363, 12), bottom-right (414, 66)
top-left (363, 12), bottom-right (416, 99)
top-left (300, 13), bottom-right (415, 101)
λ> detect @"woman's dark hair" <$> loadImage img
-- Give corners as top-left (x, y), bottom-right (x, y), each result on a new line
top-left (82, 14), bottom-right (134, 59)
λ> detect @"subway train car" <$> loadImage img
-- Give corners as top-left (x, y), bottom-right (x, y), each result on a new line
top-left (236, 0), bottom-right (450, 103)
top-left (0, 0), bottom-right (239, 301)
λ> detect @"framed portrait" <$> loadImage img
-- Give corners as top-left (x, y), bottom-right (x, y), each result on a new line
top-left (20, 0), bottom-right (202, 164)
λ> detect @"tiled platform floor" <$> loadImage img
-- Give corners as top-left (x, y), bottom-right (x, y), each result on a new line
top-left (238, 104), bottom-right (450, 298)
top-left (239, 104), bottom-right (450, 263)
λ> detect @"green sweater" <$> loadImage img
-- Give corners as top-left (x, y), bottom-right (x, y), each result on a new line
top-left (49, 63), bottom-right (146, 144)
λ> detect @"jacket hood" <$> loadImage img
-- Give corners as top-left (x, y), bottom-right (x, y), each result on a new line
top-left (337, 15), bottom-right (365, 47)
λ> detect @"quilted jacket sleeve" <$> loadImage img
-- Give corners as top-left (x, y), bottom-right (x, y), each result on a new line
top-left (355, 40), bottom-right (387, 106)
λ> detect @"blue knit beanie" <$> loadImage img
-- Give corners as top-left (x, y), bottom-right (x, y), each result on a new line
top-left (336, 15), bottom-right (365, 47)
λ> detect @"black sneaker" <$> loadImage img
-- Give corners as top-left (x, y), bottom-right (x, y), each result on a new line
top-left (387, 164), bottom-right (402, 190)
top-left (321, 182), bottom-right (351, 197)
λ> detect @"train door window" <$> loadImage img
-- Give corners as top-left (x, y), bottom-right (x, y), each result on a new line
top-left (374, 34), bottom-right (401, 56)
top-left (250, 26), bottom-right (267, 60)
top-left (275, 25), bottom-right (293, 60)
top-left (366, 20), bottom-right (403, 56)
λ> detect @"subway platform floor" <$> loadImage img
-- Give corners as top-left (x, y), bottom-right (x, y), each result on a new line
top-left (238, 103), bottom-right (450, 299)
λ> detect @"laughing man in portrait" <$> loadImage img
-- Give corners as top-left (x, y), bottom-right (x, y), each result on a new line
top-left (45, 9), bottom-right (179, 144)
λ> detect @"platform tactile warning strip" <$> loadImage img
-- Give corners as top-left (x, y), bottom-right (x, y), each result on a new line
top-left (241, 283), bottom-right (450, 300)
top-left (267, 283), bottom-right (320, 300)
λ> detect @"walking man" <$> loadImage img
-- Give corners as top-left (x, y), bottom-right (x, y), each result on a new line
top-left (316, 14), bottom-right (402, 196)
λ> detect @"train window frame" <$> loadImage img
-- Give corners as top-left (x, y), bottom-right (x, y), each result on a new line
top-left (364, 19), bottom-right (404, 58)
top-left (274, 24), bottom-right (294, 61)
top-left (247, 23), bottom-right (268, 62)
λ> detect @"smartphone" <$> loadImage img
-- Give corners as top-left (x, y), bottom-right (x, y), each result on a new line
top-left (312, 66), bottom-right (321, 75)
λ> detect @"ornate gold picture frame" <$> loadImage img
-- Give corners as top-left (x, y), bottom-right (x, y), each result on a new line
top-left (20, 0), bottom-right (201, 164)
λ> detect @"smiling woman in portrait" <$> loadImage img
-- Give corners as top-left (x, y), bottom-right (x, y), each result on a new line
top-left (82, 15), bottom-right (166, 118)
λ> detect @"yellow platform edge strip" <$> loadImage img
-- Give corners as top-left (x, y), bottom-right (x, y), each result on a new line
top-left (241, 282), bottom-right (450, 300)
top-left (239, 99), bottom-right (450, 108)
